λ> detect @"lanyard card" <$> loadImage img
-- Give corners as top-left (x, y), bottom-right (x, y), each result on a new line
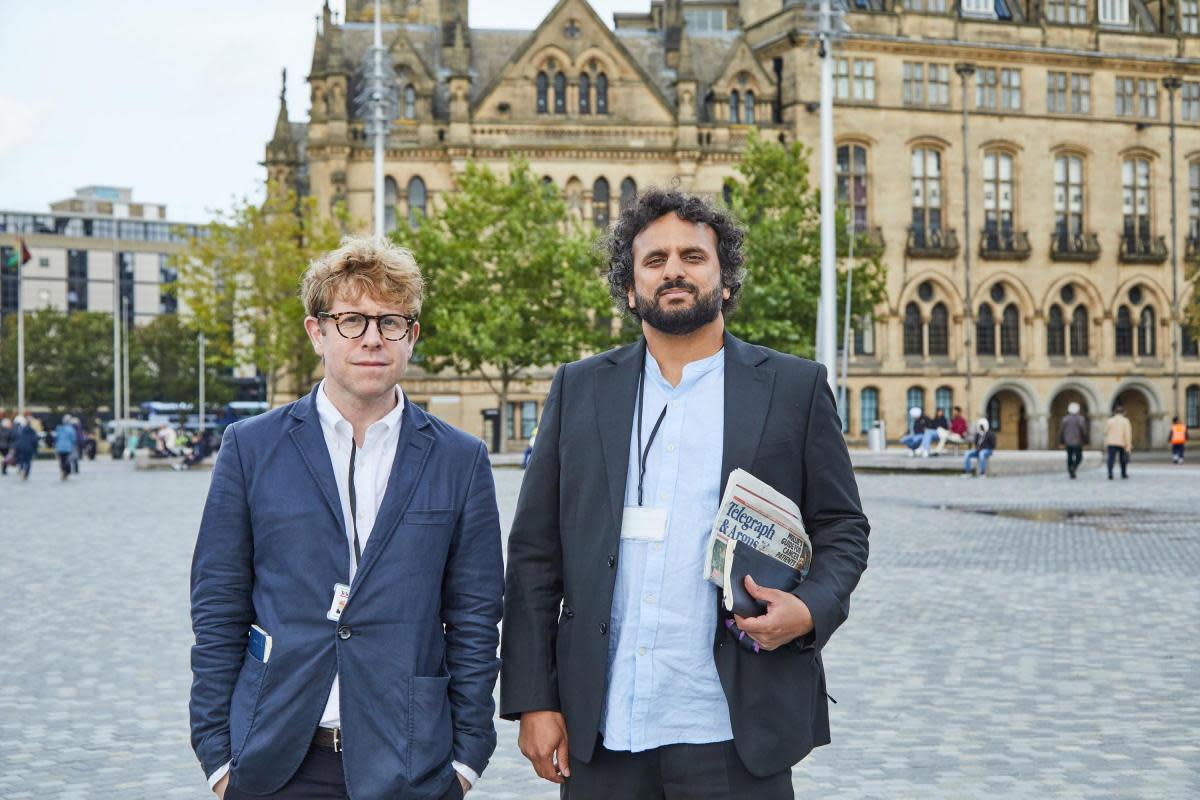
top-left (327, 582), bottom-right (351, 622)
top-left (621, 506), bottom-right (668, 542)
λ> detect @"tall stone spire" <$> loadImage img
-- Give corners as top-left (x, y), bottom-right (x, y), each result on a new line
top-left (268, 68), bottom-right (298, 162)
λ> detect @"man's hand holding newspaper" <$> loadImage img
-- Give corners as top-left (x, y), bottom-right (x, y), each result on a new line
top-left (704, 469), bottom-right (815, 652)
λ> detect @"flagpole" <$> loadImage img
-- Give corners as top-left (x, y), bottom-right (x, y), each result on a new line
top-left (112, 219), bottom-right (122, 423)
top-left (16, 240), bottom-right (25, 415)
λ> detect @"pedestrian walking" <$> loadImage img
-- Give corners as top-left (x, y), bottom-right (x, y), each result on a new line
top-left (70, 415), bottom-right (84, 473)
top-left (963, 418), bottom-right (996, 477)
top-left (54, 417), bottom-right (78, 481)
top-left (1059, 402), bottom-right (1089, 479)
top-left (12, 416), bottom-right (38, 481)
top-left (1104, 405), bottom-right (1133, 480)
top-left (0, 417), bottom-right (12, 475)
top-left (1169, 417), bottom-right (1187, 464)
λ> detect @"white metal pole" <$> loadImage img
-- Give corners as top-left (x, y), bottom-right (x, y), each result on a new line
top-left (16, 244), bottom-right (24, 414)
top-left (839, 216), bottom-right (855, 426)
top-left (122, 296), bottom-right (131, 420)
top-left (373, 0), bottom-right (385, 236)
top-left (816, 0), bottom-right (837, 392)
top-left (198, 332), bottom-right (206, 434)
top-left (112, 226), bottom-right (121, 422)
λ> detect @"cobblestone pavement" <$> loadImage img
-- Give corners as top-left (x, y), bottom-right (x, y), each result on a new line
top-left (2, 455), bottom-right (1197, 799)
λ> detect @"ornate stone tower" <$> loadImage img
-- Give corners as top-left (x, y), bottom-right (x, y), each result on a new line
top-left (264, 69), bottom-right (299, 202)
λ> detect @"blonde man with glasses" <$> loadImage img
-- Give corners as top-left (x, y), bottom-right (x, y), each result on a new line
top-left (190, 237), bottom-right (503, 800)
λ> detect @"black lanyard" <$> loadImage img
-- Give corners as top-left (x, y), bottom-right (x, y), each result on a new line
top-left (348, 439), bottom-right (362, 568)
top-left (636, 351), bottom-right (669, 507)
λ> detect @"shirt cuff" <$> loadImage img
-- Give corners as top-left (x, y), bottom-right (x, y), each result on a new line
top-left (452, 761), bottom-right (478, 789)
top-left (207, 761), bottom-right (231, 790)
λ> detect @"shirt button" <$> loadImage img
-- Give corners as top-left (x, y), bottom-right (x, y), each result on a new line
top-left (653, 543), bottom-right (662, 551)
top-left (645, 594), bottom-right (656, 605)
top-left (607, 554), bottom-right (616, 568)
top-left (672, 400), bottom-right (680, 409)
top-left (666, 443), bottom-right (676, 452)
top-left (638, 647), bottom-right (647, 656)
top-left (599, 622), bottom-right (608, 635)
top-left (337, 626), bottom-right (352, 640)
top-left (659, 492), bottom-right (668, 501)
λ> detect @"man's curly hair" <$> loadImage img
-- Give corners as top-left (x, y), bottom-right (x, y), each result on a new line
top-left (603, 187), bottom-right (745, 320)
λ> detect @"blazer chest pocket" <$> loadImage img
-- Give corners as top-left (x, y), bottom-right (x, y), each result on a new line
top-left (401, 509), bottom-right (456, 526)
top-left (755, 436), bottom-right (798, 461)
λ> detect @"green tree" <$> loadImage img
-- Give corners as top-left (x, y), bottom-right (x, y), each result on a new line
top-left (128, 314), bottom-right (234, 407)
top-left (174, 184), bottom-right (346, 404)
top-left (393, 158), bottom-right (613, 452)
top-left (722, 131), bottom-right (888, 358)
top-left (0, 309), bottom-right (115, 424)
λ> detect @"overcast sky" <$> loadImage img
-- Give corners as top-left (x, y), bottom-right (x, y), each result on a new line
top-left (0, 1), bottom-right (651, 223)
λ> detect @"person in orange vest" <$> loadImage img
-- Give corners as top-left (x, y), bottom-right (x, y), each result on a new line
top-left (1169, 416), bottom-right (1187, 464)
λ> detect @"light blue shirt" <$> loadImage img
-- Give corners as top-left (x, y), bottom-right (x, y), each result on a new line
top-left (601, 346), bottom-right (732, 751)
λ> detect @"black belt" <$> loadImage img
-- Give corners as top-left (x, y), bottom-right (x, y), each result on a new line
top-left (313, 727), bottom-right (344, 752)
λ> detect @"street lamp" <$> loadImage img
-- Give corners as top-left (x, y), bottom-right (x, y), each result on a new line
top-left (955, 62), bottom-right (976, 419)
top-left (1163, 75), bottom-right (1183, 420)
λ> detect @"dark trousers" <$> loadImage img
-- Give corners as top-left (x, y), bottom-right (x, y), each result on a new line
top-left (562, 738), bottom-right (793, 800)
top-left (58, 453), bottom-right (71, 479)
top-left (1172, 443), bottom-right (1185, 461)
top-left (1106, 445), bottom-right (1129, 478)
top-left (224, 743), bottom-right (463, 800)
top-left (1065, 446), bottom-right (1083, 476)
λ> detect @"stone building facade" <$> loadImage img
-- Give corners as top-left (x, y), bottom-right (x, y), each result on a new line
top-left (267, 0), bottom-right (1200, 450)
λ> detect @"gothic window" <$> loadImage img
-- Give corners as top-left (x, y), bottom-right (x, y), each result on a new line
top-left (928, 302), bottom-right (949, 356)
top-left (404, 84), bottom-right (416, 119)
top-left (935, 386), bottom-right (953, 415)
top-left (907, 386), bottom-right (926, 420)
top-left (854, 313), bottom-right (875, 355)
top-left (579, 73), bottom-right (590, 114)
top-left (983, 151), bottom-right (1015, 246)
top-left (384, 176), bottom-right (399, 233)
top-left (593, 177), bottom-right (610, 229)
top-left (620, 177), bottom-right (637, 212)
top-left (911, 147), bottom-right (943, 244)
top-left (1115, 305), bottom-right (1133, 356)
top-left (903, 302), bottom-right (923, 355)
top-left (1188, 385), bottom-right (1200, 428)
top-left (407, 176), bottom-right (426, 227)
top-left (1000, 304), bottom-right (1020, 356)
top-left (1047, 304), bottom-right (1065, 356)
top-left (860, 387), bottom-right (878, 433)
top-left (1070, 306), bottom-right (1089, 356)
top-left (1122, 157), bottom-right (1152, 245)
top-left (744, 90), bottom-right (756, 125)
top-left (554, 72), bottom-right (566, 114)
top-left (1138, 306), bottom-right (1156, 357)
top-left (976, 303), bottom-right (996, 356)
top-left (536, 72), bottom-right (548, 114)
top-left (837, 144), bottom-right (869, 232)
top-left (729, 90), bottom-right (741, 123)
top-left (596, 73), bottom-right (608, 114)
top-left (1054, 154), bottom-right (1085, 247)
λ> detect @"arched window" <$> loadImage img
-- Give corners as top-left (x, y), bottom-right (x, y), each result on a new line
top-left (903, 302), bottom-right (923, 356)
top-left (837, 144), bottom-right (870, 233)
top-left (592, 177), bottom-right (610, 229)
top-left (1047, 304), bottom-right (1065, 356)
top-left (935, 386), bottom-right (953, 416)
top-left (383, 176), bottom-right (399, 233)
top-left (1183, 323), bottom-right (1199, 357)
top-left (1122, 157), bottom-right (1152, 248)
top-left (976, 303), bottom-right (996, 356)
top-left (1000, 304), bottom-right (1020, 356)
top-left (620, 177), bottom-right (637, 212)
top-left (729, 90), bottom-right (741, 123)
top-left (407, 176), bottom-right (426, 227)
top-left (1115, 305), bottom-right (1133, 356)
top-left (860, 387), bottom-right (878, 433)
top-left (536, 72), bottom-right (548, 114)
top-left (983, 151), bottom-right (1015, 247)
top-left (404, 84), bottom-right (416, 119)
top-left (1187, 384), bottom-right (1200, 428)
top-left (744, 90), bottom-right (756, 125)
top-left (911, 147), bottom-right (943, 244)
top-left (928, 302), bottom-right (949, 356)
top-left (1138, 306), bottom-right (1156, 356)
top-left (596, 73), bottom-right (608, 114)
top-left (579, 73), bottom-right (590, 114)
top-left (1054, 154), bottom-right (1084, 249)
top-left (906, 386), bottom-right (926, 424)
top-left (854, 313), bottom-right (875, 355)
top-left (1070, 306), bottom-right (1089, 356)
top-left (554, 72), bottom-right (566, 114)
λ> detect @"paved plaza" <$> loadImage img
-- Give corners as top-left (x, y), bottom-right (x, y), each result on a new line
top-left (1, 453), bottom-right (1198, 799)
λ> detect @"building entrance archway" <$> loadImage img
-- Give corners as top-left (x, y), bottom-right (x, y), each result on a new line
top-left (1049, 389), bottom-right (1090, 448)
top-left (987, 389), bottom-right (1027, 450)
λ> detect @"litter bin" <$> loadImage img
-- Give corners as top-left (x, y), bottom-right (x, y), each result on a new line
top-left (867, 420), bottom-right (887, 452)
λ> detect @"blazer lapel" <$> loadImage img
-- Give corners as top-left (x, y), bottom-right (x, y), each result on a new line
top-left (595, 339), bottom-right (645, 534)
top-left (720, 332), bottom-right (774, 484)
top-left (349, 396), bottom-right (433, 594)
top-left (287, 385), bottom-right (346, 534)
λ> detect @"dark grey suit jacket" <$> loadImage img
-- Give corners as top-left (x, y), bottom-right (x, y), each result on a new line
top-left (499, 333), bottom-right (869, 777)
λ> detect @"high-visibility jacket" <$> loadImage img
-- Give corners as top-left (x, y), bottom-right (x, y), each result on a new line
top-left (1170, 423), bottom-right (1187, 445)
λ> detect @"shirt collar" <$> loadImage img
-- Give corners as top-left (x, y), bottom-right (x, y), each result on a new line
top-left (315, 380), bottom-right (405, 441)
top-left (644, 346), bottom-right (725, 393)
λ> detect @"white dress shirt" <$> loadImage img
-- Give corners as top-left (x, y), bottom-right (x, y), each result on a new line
top-left (208, 382), bottom-right (476, 791)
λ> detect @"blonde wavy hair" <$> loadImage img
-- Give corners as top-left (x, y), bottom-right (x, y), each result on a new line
top-left (301, 236), bottom-right (424, 319)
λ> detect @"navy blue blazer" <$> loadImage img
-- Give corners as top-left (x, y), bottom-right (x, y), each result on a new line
top-left (189, 385), bottom-right (504, 799)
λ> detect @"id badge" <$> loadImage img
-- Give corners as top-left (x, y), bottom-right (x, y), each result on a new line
top-left (620, 506), bottom-right (668, 542)
top-left (327, 583), bottom-right (351, 622)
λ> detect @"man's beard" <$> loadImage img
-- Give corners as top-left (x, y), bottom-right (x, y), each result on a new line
top-left (634, 279), bottom-right (723, 336)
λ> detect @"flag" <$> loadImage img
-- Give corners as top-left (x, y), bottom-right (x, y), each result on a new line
top-left (4, 238), bottom-right (32, 269)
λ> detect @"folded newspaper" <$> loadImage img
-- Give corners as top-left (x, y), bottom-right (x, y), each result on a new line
top-left (704, 468), bottom-right (812, 618)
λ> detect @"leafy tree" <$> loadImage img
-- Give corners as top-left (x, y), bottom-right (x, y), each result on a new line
top-left (722, 131), bottom-right (888, 358)
top-left (174, 184), bottom-right (346, 404)
top-left (128, 314), bottom-right (233, 407)
top-left (393, 158), bottom-right (613, 452)
top-left (0, 309), bottom-right (115, 424)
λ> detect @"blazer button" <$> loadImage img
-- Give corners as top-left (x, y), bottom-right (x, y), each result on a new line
top-left (564, 607), bottom-right (575, 619)
top-left (598, 622), bottom-right (608, 635)
top-left (607, 554), bottom-right (616, 568)
top-left (337, 626), bottom-right (352, 640)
